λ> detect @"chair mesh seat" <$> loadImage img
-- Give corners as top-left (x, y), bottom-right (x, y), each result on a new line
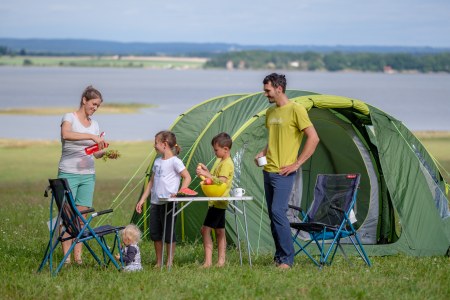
top-left (82, 225), bottom-right (125, 238)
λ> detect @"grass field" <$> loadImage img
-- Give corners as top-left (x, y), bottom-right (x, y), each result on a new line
top-left (0, 55), bottom-right (206, 69)
top-left (0, 136), bottom-right (449, 299)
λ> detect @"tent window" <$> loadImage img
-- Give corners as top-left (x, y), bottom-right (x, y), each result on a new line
top-left (412, 144), bottom-right (450, 219)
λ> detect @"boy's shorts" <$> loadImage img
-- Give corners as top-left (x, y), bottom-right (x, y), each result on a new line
top-left (58, 172), bottom-right (96, 207)
top-left (150, 203), bottom-right (177, 243)
top-left (203, 206), bottom-right (226, 229)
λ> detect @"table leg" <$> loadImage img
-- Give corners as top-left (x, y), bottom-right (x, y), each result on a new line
top-left (233, 201), bottom-right (243, 266)
top-left (161, 203), bottom-right (167, 269)
top-left (168, 202), bottom-right (175, 271)
top-left (242, 201), bottom-right (252, 267)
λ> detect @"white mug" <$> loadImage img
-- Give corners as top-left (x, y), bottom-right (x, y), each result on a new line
top-left (232, 188), bottom-right (246, 197)
top-left (257, 156), bottom-right (267, 167)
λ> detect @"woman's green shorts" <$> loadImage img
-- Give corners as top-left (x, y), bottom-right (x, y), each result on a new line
top-left (58, 172), bottom-right (96, 207)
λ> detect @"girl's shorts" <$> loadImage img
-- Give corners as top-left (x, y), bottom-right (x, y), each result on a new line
top-left (150, 203), bottom-right (177, 243)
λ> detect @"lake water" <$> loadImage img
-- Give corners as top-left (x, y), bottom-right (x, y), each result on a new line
top-left (0, 67), bottom-right (449, 140)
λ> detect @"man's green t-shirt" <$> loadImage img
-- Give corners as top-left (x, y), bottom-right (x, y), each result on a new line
top-left (209, 156), bottom-right (234, 209)
top-left (264, 102), bottom-right (312, 173)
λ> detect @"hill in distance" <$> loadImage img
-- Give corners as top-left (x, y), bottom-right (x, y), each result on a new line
top-left (1, 38), bottom-right (449, 56)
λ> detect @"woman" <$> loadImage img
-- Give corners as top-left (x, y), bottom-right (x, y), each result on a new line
top-left (58, 85), bottom-right (109, 265)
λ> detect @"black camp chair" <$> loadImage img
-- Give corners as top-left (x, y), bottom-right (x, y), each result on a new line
top-left (289, 174), bottom-right (371, 268)
top-left (37, 178), bottom-right (124, 276)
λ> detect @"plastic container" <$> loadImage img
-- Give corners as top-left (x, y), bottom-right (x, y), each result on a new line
top-left (84, 142), bottom-right (109, 155)
top-left (201, 182), bottom-right (227, 197)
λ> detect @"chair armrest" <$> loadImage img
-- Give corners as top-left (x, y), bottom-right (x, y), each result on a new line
top-left (92, 208), bottom-right (113, 218)
top-left (288, 205), bottom-right (303, 212)
top-left (79, 208), bottom-right (96, 214)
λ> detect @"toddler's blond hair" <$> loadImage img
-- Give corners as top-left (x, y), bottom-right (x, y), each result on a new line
top-left (122, 224), bottom-right (142, 244)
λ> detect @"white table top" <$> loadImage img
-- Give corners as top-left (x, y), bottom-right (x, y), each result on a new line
top-left (159, 196), bottom-right (253, 202)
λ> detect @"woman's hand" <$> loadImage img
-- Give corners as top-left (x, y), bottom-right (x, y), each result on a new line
top-left (92, 135), bottom-right (106, 149)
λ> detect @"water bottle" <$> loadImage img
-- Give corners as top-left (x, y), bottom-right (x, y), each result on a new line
top-left (84, 142), bottom-right (109, 155)
top-left (84, 132), bottom-right (108, 155)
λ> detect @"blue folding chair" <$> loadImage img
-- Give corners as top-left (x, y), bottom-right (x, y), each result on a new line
top-left (289, 174), bottom-right (371, 268)
top-left (37, 178), bottom-right (124, 276)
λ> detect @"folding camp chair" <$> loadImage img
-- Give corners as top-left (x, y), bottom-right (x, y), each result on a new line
top-left (289, 174), bottom-right (371, 268)
top-left (37, 178), bottom-right (124, 276)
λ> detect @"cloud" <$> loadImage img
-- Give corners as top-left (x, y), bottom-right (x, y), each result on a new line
top-left (1, 0), bottom-right (449, 46)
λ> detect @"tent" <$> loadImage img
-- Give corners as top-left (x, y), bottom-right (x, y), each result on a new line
top-left (132, 90), bottom-right (450, 256)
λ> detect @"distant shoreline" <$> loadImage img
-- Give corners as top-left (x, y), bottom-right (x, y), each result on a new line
top-left (0, 103), bottom-right (156, 115)
top-left (0, 55), bottom-right (206, 69)
top-left (2, 53), bottom-right (450, 74)
top-left (1, 131), bottom-right (449, 145)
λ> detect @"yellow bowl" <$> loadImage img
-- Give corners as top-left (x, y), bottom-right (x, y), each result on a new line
top-left (201, 183), bottom-right (227, 197)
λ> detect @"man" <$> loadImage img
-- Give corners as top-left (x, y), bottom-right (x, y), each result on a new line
top-left (255, 73), bottom-right (319, 269)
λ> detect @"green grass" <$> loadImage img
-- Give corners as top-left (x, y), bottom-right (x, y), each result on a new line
top-left (0, 137), bottom-right (449, 299)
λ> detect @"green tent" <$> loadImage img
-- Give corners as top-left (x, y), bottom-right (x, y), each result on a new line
top-left (132, 91), bottom-right (450, 256)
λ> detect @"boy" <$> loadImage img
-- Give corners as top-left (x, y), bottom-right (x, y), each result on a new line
top-left (196, 132), bottom-right (234, 268)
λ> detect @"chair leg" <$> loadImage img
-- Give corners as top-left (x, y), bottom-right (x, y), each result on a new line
top-left (54, 241), bottom-right (77, 276)
top-left (100, 235), bottom-right (119, 266)
top-left (83, 241), bottom-right (103, 265)
top-left (91, 234), bottom-right (122, 270)
top-left (38, 241), bottom-right (61, 274)
top-left (292, 231), bottom-right (320, 267)
top-left (38, 218), bottom-right (61, 273)
top-left (337, 242), bottom-right (353, 267)
top-left (37, 239), bottom-right (53, 273)
top-left (293, 239), bottom-right (320, 266)
top-left (349, 235), bottom-right (372, 267)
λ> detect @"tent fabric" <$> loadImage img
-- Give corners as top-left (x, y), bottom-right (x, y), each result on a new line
top-left (132, 91), bottom-right (450, 257)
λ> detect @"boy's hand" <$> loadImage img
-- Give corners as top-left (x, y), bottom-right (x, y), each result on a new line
top-left (196, 163), bottom-right (211, 178)
top-left (115, 253), bottom-right (120, 260)
top-left (196, 163), bottom-right (207, 172)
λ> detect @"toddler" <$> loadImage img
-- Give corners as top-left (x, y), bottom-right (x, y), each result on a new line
top-left (116, 224), bottom-right (143, 272)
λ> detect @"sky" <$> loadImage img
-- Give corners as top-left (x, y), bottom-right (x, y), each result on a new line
top-left (1, 0), bottom-right (450, 48)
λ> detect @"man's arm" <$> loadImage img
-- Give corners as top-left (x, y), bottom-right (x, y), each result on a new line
top-left (279, 126), bottom-right (319, 176)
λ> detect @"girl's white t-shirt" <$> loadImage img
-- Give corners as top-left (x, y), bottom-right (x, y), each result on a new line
top-left (151, 156), bottom-right (185, 205)
top-left (58, 112), bottom-right (100, 174)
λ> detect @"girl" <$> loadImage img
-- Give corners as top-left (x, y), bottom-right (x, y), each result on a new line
top-left (116, 224), bottom-right (143, 272)
top-left (135, 130), bottom-right (191, 267)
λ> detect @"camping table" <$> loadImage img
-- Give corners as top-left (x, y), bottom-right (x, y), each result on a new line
top-left (159, 196), bottom-right (254, 270)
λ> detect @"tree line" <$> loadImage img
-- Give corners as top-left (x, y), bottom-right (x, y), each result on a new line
top-left (204, 50), bottom-right (450, 73)
top-left (3, 45), bottom-right (450, 73)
